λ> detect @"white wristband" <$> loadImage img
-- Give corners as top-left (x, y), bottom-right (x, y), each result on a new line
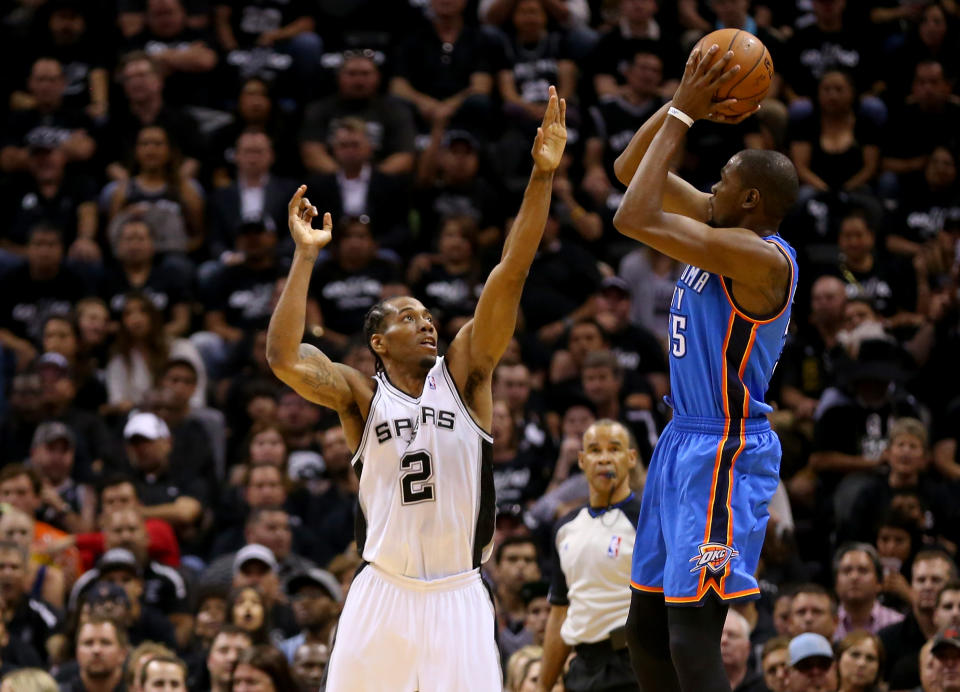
top-left (667, 106), bottom-right (695, 128)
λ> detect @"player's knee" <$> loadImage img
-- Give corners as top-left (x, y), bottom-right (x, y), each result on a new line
top-left (626, 592), bottom-right (669, 659)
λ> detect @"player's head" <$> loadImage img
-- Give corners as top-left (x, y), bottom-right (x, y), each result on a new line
top-left (363, 297), bottom-right (438, 375)
top-left (712, 150), bottom-right (798, 227)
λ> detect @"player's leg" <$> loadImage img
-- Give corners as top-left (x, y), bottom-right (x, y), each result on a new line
top-left (419, 575), bottom-right (501, 692)
top-left (625, 590), bottom-right (681, 692)
top-left (667, 594), bottom-right (730, 692)
top-left (324, 566), bottom-right (420, 691)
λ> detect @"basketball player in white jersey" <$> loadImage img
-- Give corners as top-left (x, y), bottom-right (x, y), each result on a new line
top-left (265, 88), bottom-right (567, 691)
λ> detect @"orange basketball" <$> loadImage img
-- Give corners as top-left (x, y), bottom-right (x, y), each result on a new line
top-left (692, 28), bottom-right (773, 116)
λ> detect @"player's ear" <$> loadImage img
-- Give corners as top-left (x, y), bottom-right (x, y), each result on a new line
top-left (743, 188), bottom-right (760, 210)
top-left (370, 333), bottom-right (386, 357)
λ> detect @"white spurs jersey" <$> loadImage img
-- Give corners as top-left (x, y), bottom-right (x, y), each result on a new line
top-left (351, 356), bottom-right (495, 581)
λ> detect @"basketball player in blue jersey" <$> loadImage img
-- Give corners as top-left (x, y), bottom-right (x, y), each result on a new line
top-left (611, 46), bottom-right (800, 692)
top-left (265, 88), bottom-right (566, 691)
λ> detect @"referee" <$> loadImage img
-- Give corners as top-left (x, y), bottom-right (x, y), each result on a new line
top-left (538, 419), bottom-right (643, 692)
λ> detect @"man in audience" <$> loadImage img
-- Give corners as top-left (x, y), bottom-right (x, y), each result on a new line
top-left (0, 541), bottom-right (59, 667)
top-left (206, 625), bottom-right (252, 692)
top-left (722, 609), bottom-right (766, 692)
top-left (293, 641), bottom-right (329, 692)
top-left (833, 543), bottom-right (905, 639)
top-left (788, 584), bottom-right (839, 641)
top-left (139, 653), bottom-right (189, 691)
top-left (278, 568), bottom-right (342, 661)
top-left (70, 617), bottom-right (128, 692)
top-left (785, 632), bottom-right (838, 692)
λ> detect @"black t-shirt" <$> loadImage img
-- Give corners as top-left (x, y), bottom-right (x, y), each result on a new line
top-left (99, 263), bottom-right (192, 325)
top-left (0, 175), bottom-right (96, 247)
top-left (787, 112), bottom-right (881, 191)
top-left (104, 104), bottom-right (203, 167)
top-left (129, 604), bottom-right (178, 648)
top-left (882, 101), bottom-right (960, 161)
top-left (522, 241), bottom-right (602, 329)
top-left (879, 612), bottom-right (926, 689)
top-left (682, 118), bottom-right (761, 191)
top-left (71, 560), bottom-right (189, 615)
top-left (606, 324), bottom-right (667, 376)
top-left (784, 25), bottom-right (878, 98)
top-left (203, 262), bottom-right (281, 331)
top-left (819, 256), bottom-right (917, 316)
top-left (7, 597), bottom-right (60, 666)
top-left (814, 393), bottom-right (923, 459)
top-left (3, 106), bottom-right (93, 150)
top-left (586, 96), bottom-right (666, 185)
top-left (136, 468), bottom-right (210, 515)
top-left (393, 23), bottom-right (493, 100)
top-left (589, 31), bottom-right (685, 86)
top-left (412, 264), bottom-right (480, 322)
top-left (299, 95), bottom-right (417, 163)
top-left (493, 448), bottom-right (551, 509)
top-left (125, 27), bottom-right (216, 106)
top-left (777, 326), bottom-right (850, 399)
top-left (224, 0), bottom-right (312, 46)
top-left (311, 258), bottom-right (402, 335)
top-left (29, 36), bottom-right (109, 111)
top-left (415, 178), bottom-right (504, 250)
top-left (491, 31), bottom-right (567, 105)
top-left (890, 177), bottom-right (960, 245)
top-left (0, 263), bottom-right (90, 342)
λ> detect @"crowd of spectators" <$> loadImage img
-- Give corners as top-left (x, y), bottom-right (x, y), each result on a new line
top-left (1, 0), bottom-right (960, 690)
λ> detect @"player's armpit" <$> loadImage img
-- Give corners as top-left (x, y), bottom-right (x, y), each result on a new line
top-left (613, 209), bottom-right (788, 293)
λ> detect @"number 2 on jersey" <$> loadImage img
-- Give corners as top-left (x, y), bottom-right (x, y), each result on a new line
top-left (670, 314), bottom-right (687, 358)
top-left (400, 451), bottom-right (435, 505)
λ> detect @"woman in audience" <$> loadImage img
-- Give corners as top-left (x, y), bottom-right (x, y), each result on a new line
top-left (230, 644), bottom-right (299, 692)
top-left (836, 631), bottom-right (886, 692)
top-left (227, 585), bottom-right (272, 646)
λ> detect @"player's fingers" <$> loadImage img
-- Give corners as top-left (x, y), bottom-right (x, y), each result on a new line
top-left (559, 97), bottom-right (566, 129)
top-left (705, 51), bottom-right (736, 81)
top-left (288, 184), bottom-right (305, 214)
top-left (543, 87), bottom-right (558, 125)
top-left (323, 212), bottom-right (333, 231)
top-left (697, 44), bottom-right (719, 75)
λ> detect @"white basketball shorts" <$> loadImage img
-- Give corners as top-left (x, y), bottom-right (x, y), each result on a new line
top-left (324, 563), bottom-right (502, 692)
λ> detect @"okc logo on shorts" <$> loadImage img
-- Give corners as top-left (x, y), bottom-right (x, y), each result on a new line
top-left (689, 542), bottom-right (739, 574)
top-left (607, 536), bottom-right (621, 558)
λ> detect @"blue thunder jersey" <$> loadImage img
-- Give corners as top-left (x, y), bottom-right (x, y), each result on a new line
top-left (666, 235), bottom-right (798, 420)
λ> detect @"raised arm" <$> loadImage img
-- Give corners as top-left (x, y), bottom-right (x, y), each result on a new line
top-left (446, 86), bottom-right (567, 423)
top-left (613, 46), bottom-right (786, 292)
top-left (266, 187), bottom-right (372, 426)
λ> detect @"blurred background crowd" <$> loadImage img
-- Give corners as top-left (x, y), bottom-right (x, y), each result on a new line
top-left (1, 0), bottom-right (960, 690)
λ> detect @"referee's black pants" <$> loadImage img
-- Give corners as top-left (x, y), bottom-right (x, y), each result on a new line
top-left (565, 639), bottom-right (641, 692)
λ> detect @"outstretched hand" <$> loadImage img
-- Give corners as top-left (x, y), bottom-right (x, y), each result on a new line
top-left (287, 185), bottom-right (332, 254)
top-left (672, 44), bottom-right (757, 123)
top-left (531, 85), bottom-right (567, 173)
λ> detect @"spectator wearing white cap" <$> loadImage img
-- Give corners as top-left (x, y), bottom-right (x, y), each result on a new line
top-left (231, 543), bottom-right (298, 641)
top-left (123, 412), bottom-right (208, 544)
top-left (277, 568), bottom-right (342, 662)
top-left (786, 632), bottom-right (839, 692)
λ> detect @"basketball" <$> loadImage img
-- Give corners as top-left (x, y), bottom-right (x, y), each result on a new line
top-left (692, 28), bottom-right (773, 116)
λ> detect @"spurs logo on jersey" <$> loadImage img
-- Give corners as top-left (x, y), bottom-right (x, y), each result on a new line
top-left (351, 357), bottom-right (496, 581)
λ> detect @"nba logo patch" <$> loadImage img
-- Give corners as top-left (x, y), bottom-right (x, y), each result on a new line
top-left (428, 376), bottom-right (437, 390)
top-left (689, 542), bottom-right (739, 574)
top-left (607, 536), bottom-right (621, 558)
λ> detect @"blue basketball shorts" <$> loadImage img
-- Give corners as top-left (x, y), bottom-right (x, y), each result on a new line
top-left (630, 415), bottom-right (781, 605)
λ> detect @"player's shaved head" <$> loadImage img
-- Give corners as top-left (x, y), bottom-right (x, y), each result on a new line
top-left (731, 150), bottom-right (799, 221)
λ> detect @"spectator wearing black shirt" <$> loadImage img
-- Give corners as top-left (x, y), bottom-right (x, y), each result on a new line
top-left (886, 3), bottom-right (960, 103)
top-left (492, 536), bottom-right (543, 661)
top-left (304, 118), bottom-right (410, 252)
top-left (583, 49), bottom-right (666, 207)
top-left (309, 217), bottom-right (403, 346)
top-left (85, 570), bottom-right (176, 650)
top-left (212, 0), bottom-right (322, 98)
top-left (209, 131), bottom-right (296, 262)
top-left (126, 0), bottom-right (217, 107)
top-left (106, 52), bottom-right (203, 183)
top-left (299, 53), bottom-right (416, 177)
top-left (67, 617), bottom-right (129, 692)
top-left (0, 225), bottom-right (90, 368)
top-left (492, 0), bottom-right (576, 133)
top-left (878, 551), bottom-right (956, 688)
top-left (521, 209), bottom-right (601, 343)
top-left (415, 127), bottom-right (504, 253)
top-left (783, 0), bottom-right (884, 124)
top-left (195, 218), bottom-right (284, 377)
top-left (100, 218), bottom-right (192, 338)
top-left (409, 215), bottom-right (482, 338)
top-left (881, 62), bottom-right (960, 194)
top-left (390, 0), bottom-right (494, 132)
top-left (122, 412), bottom-right (207, 548)
top-left (0, 140), bottom-right (99, 261)
top-left (491, 399), bottom-right (551, 511)
top-left (0, 57), bottom-right (96, 176)
top-left (29, 421), bottom-right (96, 534)
top-left (0, 541), bottom-right (60, 668)
top-left (25, 0), bottom-right (109, 118)
top-left (887, 146), bottom-right (960, 259)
